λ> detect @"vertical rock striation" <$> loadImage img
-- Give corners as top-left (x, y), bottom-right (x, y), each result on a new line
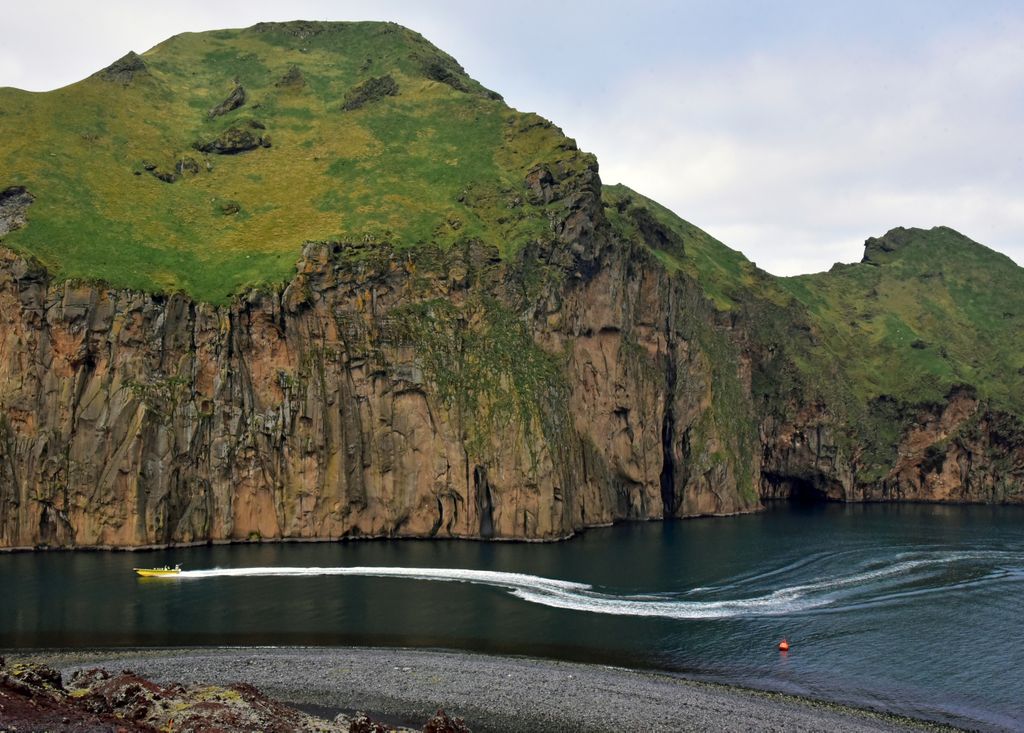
top-left (0, 162), bottom-right (764, 548)
top-left (758, 387), bottom-right (1024, 504)
top-left (2, 176), bottom-right (1020, 548)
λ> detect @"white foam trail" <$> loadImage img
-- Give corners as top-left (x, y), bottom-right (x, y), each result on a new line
top-left (182, 566), bottom-right (587, 592)
top-left (173, 550), bottom-right (1023, 620)
top-left (180, 565), bottom-right (821, 618)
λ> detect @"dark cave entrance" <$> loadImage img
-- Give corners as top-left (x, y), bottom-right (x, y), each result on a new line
top-left (762, 473), bottom-right (832, 504)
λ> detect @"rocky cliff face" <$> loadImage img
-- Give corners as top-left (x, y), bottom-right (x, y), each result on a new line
top-left (758, 388), bottom-right (1024, 504)
top-left (2, 20), bottom-right (1021, 547)
top-left (0, 163), bottom-right (765, 548)
top-left (2, 182), bottom-right (1021, 548)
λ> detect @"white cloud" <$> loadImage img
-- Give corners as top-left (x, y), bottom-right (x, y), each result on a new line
top-left (547, 18), bottom-right (1024, 274)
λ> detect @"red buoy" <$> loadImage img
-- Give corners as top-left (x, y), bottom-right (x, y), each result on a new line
top-left (778, 639), bottom-right (790, 651)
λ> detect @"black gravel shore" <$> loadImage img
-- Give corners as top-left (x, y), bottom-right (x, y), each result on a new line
top-left (15, 647), bottom-right (958, 732)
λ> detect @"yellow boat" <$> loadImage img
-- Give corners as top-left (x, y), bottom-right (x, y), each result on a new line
top-left (133, 564), bottom-right (182, 577)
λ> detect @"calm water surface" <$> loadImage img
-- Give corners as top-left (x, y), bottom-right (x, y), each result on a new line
top-left (5, 503), bottom-right (1023, 730)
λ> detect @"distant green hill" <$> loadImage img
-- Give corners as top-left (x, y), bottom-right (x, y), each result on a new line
top-left (781, 226), bottom-right (1024, 413)
top-left (605, 184), bottom-right (1024, 410)
top-left (0, 21), bottom-right (592, 303)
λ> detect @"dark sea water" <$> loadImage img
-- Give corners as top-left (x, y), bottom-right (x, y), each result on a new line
top-left (4, 503), bottom-right (1023, 730)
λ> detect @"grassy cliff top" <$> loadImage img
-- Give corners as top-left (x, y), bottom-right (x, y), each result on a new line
top-left (602, 183), bottom-right (780, 310)
top-left (780, 226), bottom-right (1024, 410)
top-left (606, 183), bottom-right (1024, 413)
top-left (0, 21), bottom-right (592, 303)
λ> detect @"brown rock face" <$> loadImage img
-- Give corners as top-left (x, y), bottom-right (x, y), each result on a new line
top-left (759, 388), bottom-right (1024, 504)
top-left (0, 166), bottom-right (762, 549)
top-left (1, 170), bottom-right (1019, 549)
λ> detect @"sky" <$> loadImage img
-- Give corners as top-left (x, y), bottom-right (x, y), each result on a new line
top-left (2, 1), bottom-right (1022, 275)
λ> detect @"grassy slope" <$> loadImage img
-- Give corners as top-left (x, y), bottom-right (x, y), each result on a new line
top-left (780, 227), bottom-right (1024, 413)
top-left (0, 21), bottom-right (589, 303)
top-left (604, 184), bottom-right (1024, 417)
top-left (603, 183), bottom-right (778, 310)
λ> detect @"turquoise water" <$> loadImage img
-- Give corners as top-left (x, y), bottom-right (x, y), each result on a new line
top-left (4, 503), bottom-right (1023, 730)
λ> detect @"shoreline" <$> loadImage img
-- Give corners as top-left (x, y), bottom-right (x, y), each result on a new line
top-left (11, 646), bottom-right (962, 732)
top-left (0, 510), bottom-right (754, 552)
top-left (5, 501), bottom-right (1020, 553)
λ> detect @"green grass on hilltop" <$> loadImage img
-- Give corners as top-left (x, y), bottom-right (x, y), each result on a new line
top-left (605, 185), bottom-right (1024, 415)
top-left (0, 21), bottom-right (591, 303)
top-left (779, 226), bottom-right (1024, 412)
top-left (602, 183), bottom-right (786, 311)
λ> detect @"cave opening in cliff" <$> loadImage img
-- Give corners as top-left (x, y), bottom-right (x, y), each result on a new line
top-left (763, 473), bottom-right (831, 504)
top-left (789, 479), bottom-right (829, 503)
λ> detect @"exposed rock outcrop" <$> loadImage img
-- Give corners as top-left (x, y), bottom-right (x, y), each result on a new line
top-left (96, 51), bottom-right (148, 85)
top-left (861, 226), bottom-right (915, 265)
top-left (0, 658), bottom-right (426, 731)
top-left (342, 75), bottom-right (398, 111)
top-left (276, 65), bottom-right (306, 89)
top-left (209, 84), bottom-right (247, 117)
top-left (416, 53), bottom-right (471, 93)
top-left (0, 186), bottom-right (34, 236)
top-left (194, 120), bottom-right (270, 154)
top-left (175, 156), bottom-right (201, 176)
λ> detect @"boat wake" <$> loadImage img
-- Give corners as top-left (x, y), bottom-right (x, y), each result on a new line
top-left (176, 549), bottom-right (1023, 620)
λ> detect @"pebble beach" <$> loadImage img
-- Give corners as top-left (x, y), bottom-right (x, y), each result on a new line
top-left (15, 647), bottom-right (960, 732)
